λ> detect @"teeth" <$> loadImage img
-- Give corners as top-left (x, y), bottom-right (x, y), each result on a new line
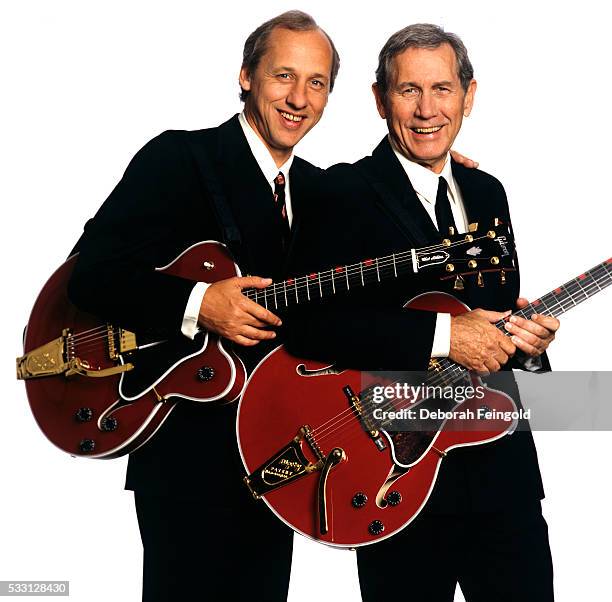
top-left (413, 126), bottom-right (442, 133)
top-left (280, 111), bottom-right (303, 122)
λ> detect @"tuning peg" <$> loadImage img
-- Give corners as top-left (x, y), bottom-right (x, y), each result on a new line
top-left (487, 230), bottom-right (496, 239)
top-left (442, 238), bottom-right (451, 247)
top-left (468, 222), bottom-right (479, 232)
top-left (500, 269), bottom-right (506, 285)
top-left (454, 275), bottom-right (465, 290)
top-left (493, 217), bottom-right (501, 226)
top-left (490, 257), bottom-right (500, 265)
top-left (464, 234), bottom-right (474, 242)
top-left (468, 259), bottom-right (477, 269)
top-left (448, 226), bottom-right (455, 236)
top-left (445, 263), bottom-right (455, 273)
top-left (477, 271), bottom-right (484, 287)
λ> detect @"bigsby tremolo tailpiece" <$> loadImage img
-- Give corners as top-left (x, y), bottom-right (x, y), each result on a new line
top-left (244, 425), bottom-right (345, 535)
top-left (16, 326), bottom-right (136, 381)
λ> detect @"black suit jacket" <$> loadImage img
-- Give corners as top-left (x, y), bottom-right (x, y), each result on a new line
top-left (286, 137), bottom-right (545, 513)
top-left (68, 115), bottom-right (322, 498)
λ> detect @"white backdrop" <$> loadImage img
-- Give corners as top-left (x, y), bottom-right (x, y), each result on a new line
top-left (2, 1), bottom-right (611, 600)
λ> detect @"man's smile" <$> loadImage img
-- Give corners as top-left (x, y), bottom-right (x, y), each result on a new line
top-left (411, 125), bottom-right (444, 134)
top-left (278, 109), bottom-right (305, 123)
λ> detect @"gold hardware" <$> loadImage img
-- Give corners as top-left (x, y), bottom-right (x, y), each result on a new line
top-left (467, 259), bottom-right (477, 269)
top-left (445, 263), bottom-right (455, 273)
top-left (428, 358), bottom-right (441, 371)
top-left (490, 256), bottom-right (500, 265)
top-left (119, 329), bottom-right (137, 354)
top-left (107, 325), bottom-right (117, 360)
top-left (243, 426), bottom-right (325, 499)
top-left (464, 234), bottom-right (473, 242)
top-left (202, 260), bottom-right (215, 270)
top-left (108, 326), bottom-right (137, 360)
top-left (468, 222), bottom-right (479, 232)
top-left (442, 238), bottom-right (451, 247)
top-left (432, 446), bottom-right (447, 458)
top-left (487, 230), bottom-right (496, 239)
top-left (454, 275), bottom-right (465, 290)
top-left (477, 271), bottom-right (484, 287)
top-left (16, 329), bottom-right (134, 381)
top-left (448, 226), bottom-right (455, 236)
top-left (17, 331), bottom-right (71, 379)
top-left (500, 269), bottom-right (506, 285)
top-left (318, 447), bottom-right (346, 534)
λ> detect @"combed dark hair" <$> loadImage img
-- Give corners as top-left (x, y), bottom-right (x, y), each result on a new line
top-left (240, 10), bottom-right (340, 101)
top-left (375, 23), bottom-right (474, 96)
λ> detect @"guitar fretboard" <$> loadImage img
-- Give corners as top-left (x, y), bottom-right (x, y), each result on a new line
top-left (244, 249), bottom-right (417, 310)
top-left (427, 258), bottom-right (612, 388)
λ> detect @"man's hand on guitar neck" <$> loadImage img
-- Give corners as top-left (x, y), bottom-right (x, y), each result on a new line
top-left (450, 309), bottom-right (515, 373)
top-left (503, 297), bottom-right (560, 357)
top-left (198, 276), bottom-right (282, 346)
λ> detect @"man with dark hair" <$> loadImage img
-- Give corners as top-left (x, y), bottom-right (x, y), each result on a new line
top-left (288, 23), bottom-right (558, 601)
top-left (67, 10), bottom-right (337, 602)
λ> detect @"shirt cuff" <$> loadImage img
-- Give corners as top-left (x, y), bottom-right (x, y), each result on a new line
top-left (431, 313), bottom-right (451, 358)
top-left (181, 282), bottom-right (210, 339)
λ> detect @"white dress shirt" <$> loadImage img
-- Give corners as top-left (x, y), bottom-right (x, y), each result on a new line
top-left (181, 112), bottom-right (294, 339)
top-left (391, 144), bottom-right (470, 358)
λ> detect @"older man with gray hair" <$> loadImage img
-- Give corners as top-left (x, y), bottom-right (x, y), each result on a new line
top-left (288, 23), bottom-right (558, 601)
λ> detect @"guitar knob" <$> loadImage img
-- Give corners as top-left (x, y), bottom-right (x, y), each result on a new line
top-left (75, 407), bottom-right (93, 422)
top-left (352, 492), bottom-right (368, 508)
top-left (368, 520), bottom-right (385, 536)
top-left (78, 439), bottom-right (96, 453)
top-left (386, 491), bottom-right (402, 506)
top-left (197, 366), bottom-right (215, 382)
top-left (100, 417), bottom-right (118, 432)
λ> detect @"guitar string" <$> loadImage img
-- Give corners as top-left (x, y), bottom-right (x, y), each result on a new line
top-left (307, 270), bottom-right (611, 445)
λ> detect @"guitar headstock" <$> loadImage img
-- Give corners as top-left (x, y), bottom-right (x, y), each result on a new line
top-left (413, 218), bottom-right (516, 289)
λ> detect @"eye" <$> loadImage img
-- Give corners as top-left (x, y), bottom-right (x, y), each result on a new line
top-left (277, 73), bottom-right (291, 80)
top-left (311, 79), bottom-right (326, 89)
top-left (401, 87), bottom-right (419, 96)
top-left (435, 86), bottom-right (451, 94)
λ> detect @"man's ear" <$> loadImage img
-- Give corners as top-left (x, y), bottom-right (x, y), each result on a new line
top-left (372, 83), bottom-right (387, 119)
top-left (239, 66), bottom-right (252, 93)
top-left (463, 79), bottom-right (477, 117)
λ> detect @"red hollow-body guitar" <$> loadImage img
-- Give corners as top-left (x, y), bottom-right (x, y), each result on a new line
top-left (237, 259), bottom-right (612, 547)
top-left (16, 224), bottom-right (514, 458)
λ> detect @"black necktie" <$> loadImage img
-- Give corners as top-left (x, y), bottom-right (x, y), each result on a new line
top-left (273, 172), bottom-right (291, 245)
top-left (434, 176), bottom-right (457, 236)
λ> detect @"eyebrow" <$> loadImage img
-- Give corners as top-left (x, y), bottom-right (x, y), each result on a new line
top-left (274, 66), bottom-right (329, 81)
top-left (397, 80), bottom-right (455, 88)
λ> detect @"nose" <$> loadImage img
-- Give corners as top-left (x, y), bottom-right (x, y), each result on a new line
top-left (286, 81), bottom-right (308, 111)
top-left (415, 90), bottom-right (437, 120)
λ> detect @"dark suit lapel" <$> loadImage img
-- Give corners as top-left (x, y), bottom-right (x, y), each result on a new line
top-left (358, 138), bottom-right (439, 247)
top-left (214, 115), bottom-right (285, 277)
top-left (451, 160), bottom-right (496, 229)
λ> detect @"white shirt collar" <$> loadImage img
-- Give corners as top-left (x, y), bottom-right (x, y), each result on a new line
top-left (390, 139), bottom-right (459, 205)
top-left (238, 112), bottom-right (294, 185)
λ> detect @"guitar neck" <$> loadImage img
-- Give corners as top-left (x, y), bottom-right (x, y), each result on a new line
top-left (244, 249), bottom-right (419, 310)
top-left (429, 258), bottom-right (612, 388)
top-left (496, 258), bottom-right (612, 323)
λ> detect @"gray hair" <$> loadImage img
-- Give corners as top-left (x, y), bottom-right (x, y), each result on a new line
top-left (240, 10), bottom-right (340, 102)
top-left (375, 23), bottom-right (474, 96)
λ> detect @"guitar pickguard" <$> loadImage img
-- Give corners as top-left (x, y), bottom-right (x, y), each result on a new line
top-left (118, 333), bottom-right (207, 400)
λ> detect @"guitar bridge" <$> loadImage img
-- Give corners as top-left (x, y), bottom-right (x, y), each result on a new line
top-left (244, 425), bottom-right (325, 499)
